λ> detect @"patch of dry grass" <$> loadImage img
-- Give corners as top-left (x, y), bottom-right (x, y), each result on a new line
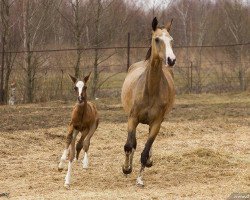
top-left (0, 93), bottom-right (249, 199)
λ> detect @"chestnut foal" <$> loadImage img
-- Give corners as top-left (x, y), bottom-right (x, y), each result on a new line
top-left (58, 73), bottom-right (99, 189)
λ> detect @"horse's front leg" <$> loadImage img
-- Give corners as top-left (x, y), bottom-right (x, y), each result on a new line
top-left (136, 121), bottom-right (161, 186)
top-left (122, 117), bottom-right (138, 175)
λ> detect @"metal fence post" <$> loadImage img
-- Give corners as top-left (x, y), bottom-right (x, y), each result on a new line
top-left (190, 61), bottom-right (193, 93)
top-left (0, 35), bottom-right (5, 103)
top-left (127, 32), bottom-right (130, 72)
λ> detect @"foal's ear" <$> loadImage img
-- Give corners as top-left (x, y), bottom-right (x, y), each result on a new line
top-left (152, 17), bottom-right (158, 31)
top-left (84, 72), bottom-right (91, 83)
top-left (166, 19), bottom-right (173, 32)
top-left (68, 73), bottom-right (77, 84)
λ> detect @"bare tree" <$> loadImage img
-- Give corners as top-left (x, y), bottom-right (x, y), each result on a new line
top-left (0, 0), bottom-right (17, 104)
top-left (223, 0), bottom-right (249, 90)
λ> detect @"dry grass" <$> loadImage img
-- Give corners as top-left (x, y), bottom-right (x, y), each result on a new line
top-left (0, 93), bottom-right (249, 199)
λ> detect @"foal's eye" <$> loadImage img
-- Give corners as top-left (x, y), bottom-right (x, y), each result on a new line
top-left (74, 86), bottom-right (78, 91)
top-left (155, 38), bottom-right (160, 43)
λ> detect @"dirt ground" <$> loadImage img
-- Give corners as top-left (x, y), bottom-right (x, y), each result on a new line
top-left (0, 93), bottom-right (249, 200)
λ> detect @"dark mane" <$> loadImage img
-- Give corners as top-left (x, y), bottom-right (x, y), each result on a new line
top-left (145, 46), bottom-right (151, 60)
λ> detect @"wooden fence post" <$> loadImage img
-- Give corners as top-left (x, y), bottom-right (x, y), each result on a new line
top-left (190, 61), bottom-right (193, 93)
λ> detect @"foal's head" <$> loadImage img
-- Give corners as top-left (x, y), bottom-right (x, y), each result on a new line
top-left (150, 17), bottom-right (176, 67)
top-left (69, 73), bottom-right (91, 104)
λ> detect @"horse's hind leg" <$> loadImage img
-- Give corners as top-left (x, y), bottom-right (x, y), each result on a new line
top-left (122, 117), bottom-right (138, 175)
top-left (146, 127), bottom-right (153, 167)
top-left (137, 121), bottom-right (161, 186)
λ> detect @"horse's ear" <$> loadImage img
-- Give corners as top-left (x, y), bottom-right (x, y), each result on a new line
top-left (84, 72), bottom-right (91, 83)
top-left (68, 73), bottom-right (77, 83)
top-left (166, 19), bottom-right (173, 32)
top-left (152, 17), bottom-right (158, 31)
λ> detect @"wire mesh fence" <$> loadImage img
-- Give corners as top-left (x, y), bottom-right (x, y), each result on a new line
top-left (1, 40), bottom-right (250, 103)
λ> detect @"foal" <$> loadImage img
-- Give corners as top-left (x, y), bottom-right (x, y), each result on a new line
top-left (58, 73), bottom-right (99, 189)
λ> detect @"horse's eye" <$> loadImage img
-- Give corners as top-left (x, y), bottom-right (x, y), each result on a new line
top-left (74, 86), bottom-right (78, 91)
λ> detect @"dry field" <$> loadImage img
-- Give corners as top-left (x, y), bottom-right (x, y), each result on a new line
top-left (0, 93), bottom-right (249, 200)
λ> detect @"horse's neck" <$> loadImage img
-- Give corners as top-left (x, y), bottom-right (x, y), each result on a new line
top-left (144, 56), bottom-right (163, 96)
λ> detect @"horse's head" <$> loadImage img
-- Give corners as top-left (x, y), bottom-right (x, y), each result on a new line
top-left (69, 73), bottom-right (91, 104)
top-left (151, 17), bottom-right (176, 67)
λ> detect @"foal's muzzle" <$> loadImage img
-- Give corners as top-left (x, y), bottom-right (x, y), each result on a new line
top-left (78, 96), bottom-right (84, 103)
top-left (167, 57), bottom-right (176, 67)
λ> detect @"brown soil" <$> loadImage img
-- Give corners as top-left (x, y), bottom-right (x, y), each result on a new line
top-left (0, 93), bottom-right (249, 199)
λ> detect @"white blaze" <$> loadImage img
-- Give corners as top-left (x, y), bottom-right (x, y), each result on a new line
top-left (159, 33), bottom-right (175, 64)
top-left (76, 81), bottom-right (84, 97)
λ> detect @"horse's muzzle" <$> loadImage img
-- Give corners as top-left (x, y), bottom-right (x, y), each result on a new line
top-left (167, 57), bottom-right (176, 67)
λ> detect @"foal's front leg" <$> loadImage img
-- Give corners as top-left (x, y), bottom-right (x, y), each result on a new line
top-left (58, 125), bottom-right (75, 171)
top-left (64, 128), bottom-right (79, 189)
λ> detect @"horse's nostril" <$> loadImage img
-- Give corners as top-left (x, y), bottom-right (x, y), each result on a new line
top-left (167, 57), bottom-right (176, 66)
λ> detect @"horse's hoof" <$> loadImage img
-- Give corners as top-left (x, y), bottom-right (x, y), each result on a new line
top-left (145, 160), bottom-right (153, 168)
top-left (136, 177), bottom-right (144, 187)
top-left (58, 167), bottom-right (63, 172)
top-left (64, 183), bottom-right (70, 190)
top-left (122, 166), bottom-right (132, 175)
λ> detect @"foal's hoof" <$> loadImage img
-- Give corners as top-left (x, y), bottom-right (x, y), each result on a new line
top-left (122, 166), bottom-right (132, 175)
top-left (64, 183), bottom-right (70, 190)
top-left (58, 161), bottom-right (65, 171)
top-left (145, 160), bottom-right (153, 168)
top-left (136, 177), bottom-right (144, 187)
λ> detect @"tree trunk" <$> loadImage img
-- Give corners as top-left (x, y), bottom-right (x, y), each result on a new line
top-left (23, 0), bottom-right (33, 103)
top-left (91, 0), bottom-right (101, 99)
top-left (73, 0), bottom-right (81, 78)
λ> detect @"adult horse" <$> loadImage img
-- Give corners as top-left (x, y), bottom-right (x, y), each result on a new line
top-left (121, 17), bottom-right (176, 186)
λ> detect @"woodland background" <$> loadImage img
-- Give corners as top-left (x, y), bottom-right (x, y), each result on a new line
top-left (0, 0), bottom-right (249, 103)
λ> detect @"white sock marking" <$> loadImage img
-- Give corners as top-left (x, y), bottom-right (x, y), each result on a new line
top-left (65, 161), bottom-right (72, 186)
top-left (136, 176), bottom-right (144, 186)
top-left (58, 149), bottom-right (69, 169)
top-left (82, 152), bottom-right (88, 169)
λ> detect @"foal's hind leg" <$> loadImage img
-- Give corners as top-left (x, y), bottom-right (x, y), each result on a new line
top-left (123, 117), bottom-right (138, 175)
top-left (76, 129), bottom-right (88, 161)
top-left (81, 120), bottom-right (98, 169)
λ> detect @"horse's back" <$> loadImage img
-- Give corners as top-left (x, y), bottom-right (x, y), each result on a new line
top-left (121, 61), bottom-right (147, 113)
